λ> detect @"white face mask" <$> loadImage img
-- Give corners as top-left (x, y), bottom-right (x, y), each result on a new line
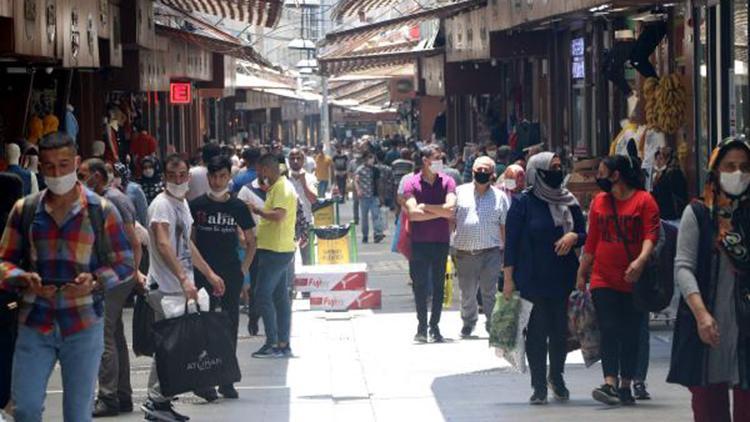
top-left (429, 161), bottom-right (443, 173)
top-left (487, 150), bottom-right (497, 159)
top-left (142, 169), bottom-right (155, 178)
top-left (504, 178), bottom-right (517, 191)
top-left (720, 170), bottom-right (750, 196)
top-left (46, 171), bottom-right (78, 195)
top-left (166, 181), bottom-right (190, 198)
top-left (209, 188), bottom-right (229, 199)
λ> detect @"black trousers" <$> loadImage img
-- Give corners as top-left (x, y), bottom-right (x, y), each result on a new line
top-left (525, 295), bottom-right (569, 391)
top-left (409, 242), bottom-right (449, 329)
top-left (592, 288), bottom-right (644, 380)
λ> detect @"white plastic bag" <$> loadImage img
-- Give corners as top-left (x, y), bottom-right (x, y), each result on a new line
top-left (161, 288), bottom-right (210, 319)
top-left (495, 297), bottom-right (533, 373)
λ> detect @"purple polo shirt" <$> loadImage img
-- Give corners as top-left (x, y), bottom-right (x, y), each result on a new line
top-left (403, 171), bottom-right (456, 243)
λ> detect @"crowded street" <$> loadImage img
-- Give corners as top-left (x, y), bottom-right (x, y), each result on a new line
top-left (36, 207), bottom-right (693, 422)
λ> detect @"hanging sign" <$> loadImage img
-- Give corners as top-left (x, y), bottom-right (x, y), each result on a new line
top-left (170, 82), bottom-right (191, 104)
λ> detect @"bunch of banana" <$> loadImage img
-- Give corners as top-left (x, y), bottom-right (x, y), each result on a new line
top-left (654, 73), bottom-right (687, 135)
top-left (643, 77), bottom-right (660, 129)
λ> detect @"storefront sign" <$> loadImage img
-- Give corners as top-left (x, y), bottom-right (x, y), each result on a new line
top-left (170, 82), bottom-right (191, 104)
top-left (571, 37), bottom-right (585, 80)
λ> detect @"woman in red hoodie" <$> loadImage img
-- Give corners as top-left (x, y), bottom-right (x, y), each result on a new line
top-left (577, 154), bottom-right (660, 406)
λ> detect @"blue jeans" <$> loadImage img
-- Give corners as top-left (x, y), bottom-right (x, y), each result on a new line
top-left (359, 196), bottom-right (384, 239)
top-left (318, 180), bottom-right (329, 197)
top-left (13, 320), bottom-right (104, 422)
top-left (255, 249), bottom-right (295, 346)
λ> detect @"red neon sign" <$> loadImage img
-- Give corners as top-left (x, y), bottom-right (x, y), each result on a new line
top-left (170, 82), bottom-right (192, 104)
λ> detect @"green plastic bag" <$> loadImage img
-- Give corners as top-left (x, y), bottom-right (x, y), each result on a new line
top-left (489, 292), bottom-right (521, 350)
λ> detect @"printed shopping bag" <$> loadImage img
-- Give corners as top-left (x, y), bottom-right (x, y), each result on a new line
top-left (491, 293), bottom-right (533, 373)
top-left (568, 290), bottom-right (601, 367)
top-left (153, 306), bottom-right (241, 396)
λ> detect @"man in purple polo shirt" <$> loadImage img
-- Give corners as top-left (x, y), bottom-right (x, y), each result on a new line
top-left (403, 145), bottom-right (456, 343)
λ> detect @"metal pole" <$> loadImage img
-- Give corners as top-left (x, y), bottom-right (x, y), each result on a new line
top-left (320, 76), bottom-right (331, 151)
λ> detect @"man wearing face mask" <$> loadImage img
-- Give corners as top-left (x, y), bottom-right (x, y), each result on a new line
top-left (142, 154), bottom-right (226, 421)
top-left (452, 156), bottom-right (509, 338)
top-left (189, 155), bottom-right (256, 401)
top-left (78, 158), bottom-right (143, 417)
top-left (403, 145), bottom-right (457, 342)
top-left (355, 151), bottom-right (385, 243)
top-left (0, 133), bottom-right (135, 421)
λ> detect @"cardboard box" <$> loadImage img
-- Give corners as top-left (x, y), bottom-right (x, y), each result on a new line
top-left (309, 290), bottom-right (382, 311)
top-left (294, 263), bottom-right (367, 292)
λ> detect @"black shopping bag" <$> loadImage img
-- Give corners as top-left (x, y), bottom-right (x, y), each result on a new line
top-left (152, 309), bottom-right (241, 396)
top-left (132, 293), bottom-right (156, 357)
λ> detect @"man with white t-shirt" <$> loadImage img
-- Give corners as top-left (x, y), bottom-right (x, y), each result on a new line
top-left (187, 143), bottom-right (222, 201)
top-left (141, 154), bottom-right (226, 422)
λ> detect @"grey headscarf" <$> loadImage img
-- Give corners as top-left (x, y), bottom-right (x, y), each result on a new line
top-left (526, 152), bottom-right (579, 233)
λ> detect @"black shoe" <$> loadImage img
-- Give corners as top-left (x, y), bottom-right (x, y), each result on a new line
top-left (429, 326), bottom-right (444, 343)
top-left (92, 399), bottom-right (119, 417)
top-left (548, 378), bottom-right (570, 402)
top-left (618, 387), bottom-right (636, 406)
top-left (414, 326), bottom-right (428, 343)
top-left (278, 345), bottom-right (293, 358)
top-left (362, 237), bottom-right (369, 243)
top-left (460, 325), bottom-right (474, 338)
top-left (218, 385), bottom-right (239, 399)
top-left (529, 389), bottom-right (548, 405)
top-left (194, 387), bottom-right (219, 403)
top-left (374, 234), bottom-right (385, 243)
top-left (142, 400), bottom-right (190, 421)
top-left (592, 384), bottom-right (621, 406)
top-left (247, 316), bottom-right (259, 336)
top-left (118, 398), bottom-right (133, 413)
top-left (252, 344), bottom-right (282, 358)
top-left (633, 382), bottom-right (651, 400)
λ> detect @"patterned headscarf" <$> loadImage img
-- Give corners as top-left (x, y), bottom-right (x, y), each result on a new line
top-left (703, 137), bottom-right (750, 271)
top-left (526, 152), bottom-right (579, 233)
top-left (114, 162), bottom-right (131, 187)
top-left (498, 164), bottom-right (526, 195)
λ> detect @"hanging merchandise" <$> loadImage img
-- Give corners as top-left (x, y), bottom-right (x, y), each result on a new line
top-left (65, 104), bottom-right (79, 142)
top-left (27, 116), bottom-right (44, 145)
top-left (642, 74), bottom-right (687, 136)
top-left (42, 114), bottom-right (59, 136)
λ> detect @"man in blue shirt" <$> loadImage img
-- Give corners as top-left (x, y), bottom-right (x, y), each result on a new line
top-left (231, 147), bottom-right (261, 193)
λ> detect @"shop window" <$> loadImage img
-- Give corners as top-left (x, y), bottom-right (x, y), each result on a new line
top-left (733, 0), bottom-right (749, 137)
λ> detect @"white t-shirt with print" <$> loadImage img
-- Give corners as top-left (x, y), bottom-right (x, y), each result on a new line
top-left (147, 192), bottom-right (195, 294)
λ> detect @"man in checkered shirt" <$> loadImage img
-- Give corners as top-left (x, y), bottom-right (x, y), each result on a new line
top-left (451, 156), bottom-right (509, 338)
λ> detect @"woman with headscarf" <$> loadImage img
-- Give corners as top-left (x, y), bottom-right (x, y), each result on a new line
top-left (137, 156), bottom-right (164, 204)
top-left (651, 146), bottom-right (688, 222)
top-left (503, 152), bottom-right (587, 405)
top-left (668, 137), bottom-right (750, 421)
top-left (497, 164), bottom-right (526, 199)
top-left (577, 154), bottom-right (660, 406)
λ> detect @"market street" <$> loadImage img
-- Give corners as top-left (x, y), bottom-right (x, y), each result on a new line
top-left (38, 208), bottom-right (693, 422)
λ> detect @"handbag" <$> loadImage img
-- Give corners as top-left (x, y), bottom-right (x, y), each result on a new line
top-left (608, 194), bottom-right (672, 312)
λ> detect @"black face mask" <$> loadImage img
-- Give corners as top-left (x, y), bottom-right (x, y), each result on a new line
top-left (473, 171), bottom-right (491, 185)
top-left (538, 169), bottom-right (564, 189)
top-left (596, 177), bottom-right (614, 193)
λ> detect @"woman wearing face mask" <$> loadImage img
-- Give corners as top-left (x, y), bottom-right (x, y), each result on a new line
top-left (504, 152), bottom-right (586, 404)
top-left (668, 137), bottom-right (750, 422)
top-left (651, 146), bottom-right (689, 222)
top-left (577, 154), bottom-right (660, 406)
top-left (498, 164), bottom-right (526, 199)
top-left (138, 156), bottom-right (164, 204)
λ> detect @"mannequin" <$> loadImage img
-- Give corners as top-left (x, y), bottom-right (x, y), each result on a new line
top-left (5, 143), bottom-right (37, 195)
top-left (92, 140), bottom-right (106, 158)
top-left (65, 104), bottom-right (79, 142)
top-left (610, 92), bottom-right (646, 157)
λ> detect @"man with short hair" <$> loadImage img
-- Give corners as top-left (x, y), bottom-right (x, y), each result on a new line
top-left (249, 154), bottom-right (298, 359)
top-left (0, 133), bottom-right (134, 421)
top-left (142, 154), bottom-right (226, 421)
top-left (314, 145), bottom-right (333, 197)
top-left (189, 155), bottom-right (256, 400)
top-left (403, 145), bottom-right (457, 343)
top-left (452, 156), bottom-right (508, 338)
top-left (187, 143), bottom-right (222, 201)
top-left (231, 147), bottom-right (261, 193)
top-left (288, 148), bottom-right (318, 264)
top-left (332, 145), bottom-right (349, 202)
top-left (355, 151), bottom-right (385, 243)
top-left (79, 158), bottom-right (143, 417)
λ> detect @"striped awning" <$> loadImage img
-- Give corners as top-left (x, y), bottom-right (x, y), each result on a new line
top-left (158, 0), bottom-right (283, 28)
top-left (156, 25), bottom-right (273, 67)
top-left (331, 0), bottom-right (401, 20)
top-left (319, 47), bottom-right (441, 76)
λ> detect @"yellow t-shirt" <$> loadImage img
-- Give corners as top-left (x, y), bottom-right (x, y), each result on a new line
top-left (315, 154), bottom-right (332, 181)
top-left (256, 176), bottom-right (298, 253)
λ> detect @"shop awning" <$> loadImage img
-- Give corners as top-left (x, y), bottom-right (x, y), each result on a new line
top-left (320, 47), bottom-right (441, 76)
top-left (322, 0), bottom-right (485, 48)
top-left (331, 0), bottom-right (401, 20)
top-left (157, 0), bottom-right (283, 28)
top-left (156, 25), bottom-right (273, 67)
